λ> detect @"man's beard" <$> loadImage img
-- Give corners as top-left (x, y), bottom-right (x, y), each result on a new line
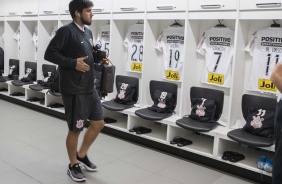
top-left (80, 16), bottom-right (91, 26)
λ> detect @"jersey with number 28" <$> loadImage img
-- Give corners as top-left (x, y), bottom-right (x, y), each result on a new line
top-left (124, 24), bottom-right (144, 72)
top-left (245, 27), bottom-right (282, 94)
top-left (156, 26), bottom-right (185, 81)
top-left (197, 27), bottom-right (234, 88)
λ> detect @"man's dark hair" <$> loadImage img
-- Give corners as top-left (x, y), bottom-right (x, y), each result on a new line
top-left (69, 0), bottom-right (94, 19)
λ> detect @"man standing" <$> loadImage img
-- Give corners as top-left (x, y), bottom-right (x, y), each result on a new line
top-left (0, 47), bottom-right (4, 75)
top-left (270, 59), bottom-right (282, 184)
top-left (44, 0), bottom-right (104, 182)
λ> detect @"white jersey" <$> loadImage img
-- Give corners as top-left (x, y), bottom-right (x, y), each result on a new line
top-left (197, 27), bottom-right (234, 88)
top-left (32, 25), bottom-right (38, 61)
top-left (1, 33), bottom-right (4, 46)
top-left (156, 26), bottom-right (185, 81)
top-left (245, 27), bottom-right (282, 94)
top-left (13, 26), bottom-right (20, 59)
top-left (96, 24), bottom-right (110, 56)
top-left (50, 25), bottom-right (58, 40)
top-left (124, 24), bottom-right (144, 72)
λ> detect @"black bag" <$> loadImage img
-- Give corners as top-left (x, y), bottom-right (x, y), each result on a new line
top-left (0, 47), bottom-right (4, 73)
top-left (50, 70), bottom-right (60, 92)
top-left (38, 71), bottom-right (55, 88)
top-left (149, 90), bottom-right (175, 113)
top-left (114, 82), bottom-right (136, 105)
top-left (94, 62), bottom-right (103, 93)
top-left (21, 68), bottom-right (36, 82)
top-left (189, 98), bottom-right (216, 123)
top-left (47, 69), bottom-right (60, 96)
top-left (94, 61), bottom-right (115, 97)
top-left (100, 64), bottom-right (115, 93)
top-left (243, 108), bottom-right (275, 138)
top-left (8, 65), bottom-right (19, 79)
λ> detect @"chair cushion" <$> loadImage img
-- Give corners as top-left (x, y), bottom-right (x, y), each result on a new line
top-left (11, 80), bottom-right (33, 86)
top-left (227, 129), bottom-right (274, 147)
top-left (29, 84), bottom-right (49, 91)
top-left (48, 90), bottom-right (62, 97)
top-left (102, 101), bottom-right (134, 111)
top-left (135, 107), bottom-right (173, 120)
top-left (176, 117), bottom-right (218, 132)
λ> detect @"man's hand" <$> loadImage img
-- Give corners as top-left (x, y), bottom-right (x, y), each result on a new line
top-left (75, 56), bottom-right (90, 72)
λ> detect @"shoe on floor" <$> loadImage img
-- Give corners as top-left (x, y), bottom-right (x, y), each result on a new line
top-left (104, 117), bottom-right (117, 123)
top-left (170, 136), bottom-right (185, 144)
top-left (222, 151), bottom-right (235, 161)
top-left (257, 156), bottom-right (267, 170)
top-left (229, 152), bottom-right (245, 163)
top-left (136, 127), bottom-right (152, 134)
top-left (77, 154), bottom-right (97, 171)
top-left (177, 138), bottom-right (193, 147)
top-left (129, 126), bottom-right (143, 132)
top-left (264, 158), bottom-right (273, 173)
top-left (67, 163), bottom-right (86, 182)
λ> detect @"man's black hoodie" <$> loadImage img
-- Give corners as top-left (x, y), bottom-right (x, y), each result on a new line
top-left (44, 22), bottom-right (95, 95)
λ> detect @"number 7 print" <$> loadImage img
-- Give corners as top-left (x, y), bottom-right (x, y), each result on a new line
top-left (213, 52), bottom-right (222, 72)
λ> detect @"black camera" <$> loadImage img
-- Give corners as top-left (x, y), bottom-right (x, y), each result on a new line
top-left (97, 50), bottom-right (107, 61)
top-left (93, 44), bottom-right (106, 62)
top-left (93, 44), bottom-right (101, 51)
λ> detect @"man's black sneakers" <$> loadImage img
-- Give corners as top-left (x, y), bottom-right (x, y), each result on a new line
top-left (77, 154), bottom-right (97, 171)
top-left (67, 163), bottom-right (86, 182)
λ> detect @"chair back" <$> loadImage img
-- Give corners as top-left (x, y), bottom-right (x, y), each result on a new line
top-left (25, 61), bottom-right (37, 72)
top-left (42, 64), bottom-right (57, 74)
top-left (241, 94), bottom-right (277, 121)
top-left (9, 59), bottom-right (19, 67)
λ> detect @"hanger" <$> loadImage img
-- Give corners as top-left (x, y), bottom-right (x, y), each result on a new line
top-left (170, 20), bottom-right (182, 27)
top-left (215, 20), bottom-right (226, 28)
top-left (136, 20), bottom-right (143, 24)
top-left (271, 20), bottom-right (280, 27)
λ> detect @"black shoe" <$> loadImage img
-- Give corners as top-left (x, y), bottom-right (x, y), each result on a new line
top-left (176, 138), bottom-right (193, 147)
top-left (67, 163), bottom-right (86, 182)
top-left (77, 154), bottom-right (97, 171)
top-left (136, 127), bottom-right (152, 134)
top-left (170, 136), bottom-right (185, 144)
top-left (129, 126), bottom-right (143, 132)
top-left (104, 117), bottom-right (117, 123)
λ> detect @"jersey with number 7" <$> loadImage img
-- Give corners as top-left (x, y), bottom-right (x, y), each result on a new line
top-left (245, 27), bottom-right (282, 94)
top-left (197, 27), bottom-right (234, 88)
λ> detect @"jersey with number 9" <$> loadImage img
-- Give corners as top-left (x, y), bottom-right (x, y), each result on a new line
top-left (156, 26), bottom-right (185, 81)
